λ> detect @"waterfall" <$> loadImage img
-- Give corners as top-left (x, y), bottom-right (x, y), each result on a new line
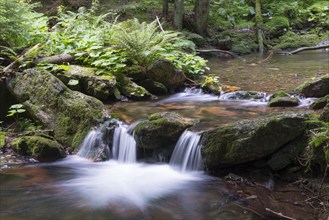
top-left (170, 130), bottom-right (204, 172)
top-left (112, 122), bottom-right (137, 163)
top-left (77, 122), bottom-right (110, 160)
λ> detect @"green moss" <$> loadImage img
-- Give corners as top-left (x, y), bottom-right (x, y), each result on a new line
top-left (274, 31), bottom-right (321, 49)
top-left (0, 131), bottom-right (5, 149)
top-left (265, 16), bottom-right (290, 38)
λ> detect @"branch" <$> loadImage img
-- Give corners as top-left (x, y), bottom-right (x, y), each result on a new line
top-left (196, 49), bottom-right (236, 58)
top-left (33, 54), bottom-right (75, 65)
top-left (156, 16), bottom-right (164, 32)
top-left (277, 45), bottom-right (329, 55)
top-left (265, 208), bottom-right (297, 220)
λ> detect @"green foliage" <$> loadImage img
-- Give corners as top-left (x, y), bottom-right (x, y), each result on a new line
top-left (265, 16), bottom-right (290, 37)
top-left (305, 1), bottom-right (329, 30)
top-left (0, 130), bottom-right (5, 148)
top-left (0, 0), bottom-right (48, 48)
top-left (112, 18), bottom-right (178, 67)
top-left (7, 104), bottom-right (26, 117)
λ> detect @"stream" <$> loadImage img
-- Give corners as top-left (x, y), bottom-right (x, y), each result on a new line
top-left (1, 51), bottom-right (328, 220)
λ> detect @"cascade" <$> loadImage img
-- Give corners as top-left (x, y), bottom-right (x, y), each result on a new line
top-left (112, 121), bottom-right (137, 163)
top-left (77, 122), bottom-right (110, 160)
top-left (170, 130), bottom-right (204, 171)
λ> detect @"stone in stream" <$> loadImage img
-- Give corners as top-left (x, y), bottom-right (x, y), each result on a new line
top-left (309, 94), bottom-right (329, 109)
top-left (201, 112), bottom-right (311, 169)
top-left (296, 74), bottom-right (329, 98)
top-left (6, 68), bottom-right (107, 149)
top-left (268, 91), bottom-right (300, 107)
top-left (320, 103), bottom-right (329, 122)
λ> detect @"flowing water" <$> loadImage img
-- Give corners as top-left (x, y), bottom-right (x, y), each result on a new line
top-left (1, 52), bottom-right (328, 220)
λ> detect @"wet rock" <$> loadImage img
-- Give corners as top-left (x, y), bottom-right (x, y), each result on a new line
top-left (51, 65), bottom-right (117, 101)
top-left (200, 76), bottom-right (223, 95)
top-left (6, 69), bottom-right (107, 148)
top-left (11, 135), bottom-right (66, 162)
top-left (201, 112), bottom-right (310, 169)
top-left (267, 133), bottom-right (308, 171)
top-left (134, 112), bottom-right (197, 150)
top-left (148, 59), bottom-right (186, 93)
top-left (268, 97), bottom-right (300, 107)
top-left (220, 91), bottom-right (266, 101)
top-left (310, 95), bottom-right (329, 109)
top-left (296, 74), bottom-right (329, 98)
top-left (320, 103), bottom-right (329, 122)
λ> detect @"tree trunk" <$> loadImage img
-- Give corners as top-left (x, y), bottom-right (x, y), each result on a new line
top-left (174, 0), bottom-right (184, 30)
top-left (163, 0), bottom-right (169, 20)
top-left (255, 0), bottom-right (264, 52)
top-left (193, 0), bottom-right (210, 35)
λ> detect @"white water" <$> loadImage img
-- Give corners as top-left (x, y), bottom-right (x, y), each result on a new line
top-left (112, 122), bottom-right (137, 163)
top-left (159, 87), bottom-right (219, 103)
top-left (58, 156), bottom-right (204, 209)
top-left (170, 130), bottom-right (204, 172)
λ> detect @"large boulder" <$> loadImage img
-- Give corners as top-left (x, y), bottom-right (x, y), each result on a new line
top-left (134, 112), bottom-right (197, 150)
top-left (11, 135), bottom-right (66, 162)
top-left (310, 95), bottom-right (329, 110)
top-left (296, 74), bottom-right (329, 98)
top-left (148, 59), bottom-right (186, 92)
top-left (201, 112), bottom-right (310, 169)
top-left (6, 69), bottom-right (107, 148)
top-left (51, 65), bottom-right (117, 101)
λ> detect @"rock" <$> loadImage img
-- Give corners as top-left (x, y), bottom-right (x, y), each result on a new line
top-left (6, 69), bottom-right (107, 148)
top-left (123, 66), bottom-right (148, 82)
top-left (201, 112), bottom-right (310, 169)
top-left (220, 91), bottom-right (266, 101)
top-left (201, 76), bottom-right (223, 95)
top-left (119, 76), bottom-right (152, 101)
top-left (137, 79), bottom-right (168, 95)
top-left (296, 74), bottom-right (329, 98)
top-left (0, 78), bottom-right (16, 121)
top-left (187, 33), bottom-right (206, 47)
top-left (267, 133), bottom-right (308, 171)
top-left (320, 103), bottom-right (329, 122)
top-left (134, 112), bottom-right (197, 150)
top-left (268, 97), bottom-right (300, 107)
top-left (148, 59), bottom-right (186, 92)
top-left (309, 95), bottom-right (329, 109)
top-left (11, 135), bottom-right (66, 162)
top-left (51, 65), bottom-right (117, 101)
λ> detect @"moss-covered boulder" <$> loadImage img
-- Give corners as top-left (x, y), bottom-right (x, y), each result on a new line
top-left (134, 112), bottom-right (197, 150)
top-left (310, 95), bottom-right (329, 109)
top-left (51, 65), bottom-right (117, 101)
top-left (11, 135), bottom-right (66, 162)
top-left (265, 16), bottom-right (290, 38)
top-left (201, 112), bottom-right (310, 169)
top-left (187, 33), bottom-right (206, 47)
top-left (6, 69), bottom-right (107, 148)
top-left (320, 103), bottom-right (329, 122)
top-left (138, 79), bottom-right (168, 95)
top-left (148, 59), bottom-right (186, 92)
top-left (268, 92), bottom-right (300, 107)
top-left (296, 74), bottom-right (329, 98)
top-left (201, 76), bottom-right (223, 95)
top-left (267, 133), bottom-right (308, 171)
top-left (118, 76), bottom-right (152, 101)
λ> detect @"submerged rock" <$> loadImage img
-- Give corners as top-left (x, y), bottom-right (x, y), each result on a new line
top-left (134, 112), bottom-right (197, 150)
top-left (148, 59), bottom-right (186, 92)
top-left (296, 74), bottom-right (329, 98)
top-left (6, 69), bottom-right (107, 148)
top-left (201, 112), bottom-right (310, 169)
top-left (11, 135), bottom-right (66, 162)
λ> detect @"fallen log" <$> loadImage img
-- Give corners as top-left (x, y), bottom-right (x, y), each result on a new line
top-left (196, 49), bottom-right (236, 58)
top-left (277, 45), bottom-right (329, 55)
top-left (33, 54), bottom-right (75, 65)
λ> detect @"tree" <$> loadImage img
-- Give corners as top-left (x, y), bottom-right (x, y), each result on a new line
top-left (193, 0), bottom-right (211, 35)
top-left (174, 0), bottom-right (184, 30)
top-left (255, 0), bottom-right (264, 52)
top-left (163, 0), bottom-right (169, 20)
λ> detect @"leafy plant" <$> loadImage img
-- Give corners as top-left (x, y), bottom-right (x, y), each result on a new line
top-left (7, 104), bottom-right (26, 122)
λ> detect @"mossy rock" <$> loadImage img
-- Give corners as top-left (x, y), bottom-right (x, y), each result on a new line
top-left (134, 112), bottom-right (198, 150)
top-left (221, 91), bottom-right (266, 100)
top-left (268, 97), bottom-right (300, 107)
top-left (320, 103), bottom-right (329, 122)
top-left (138, 79), bottom-right (168, 95)
top-left (201, 76), bottom-right (223, 95)
top-left (6, 69), bottom-right (107, 149)
top-left (118, 76), bottom-right (152, 101)
top-left (123, 66), bottom-right (148, 82)
top-left (0, 78), bottom-right (15, 121)
top-left (265, 16), bottom-right (290, 38)
top-left (274, 31), bottom-right (322, 49)
top-left (310, 95), bottom-right (329, 109)
top-left (269, 91), bottom-right (289, 100)
top-left (201, 112), bottom-right (310, 169)
top-left (51, 65), bottom-right (117, 101)
top-left (187, 33), bottom-right (206, 47)
top-left (296, 74), bottom-right (329, 98)
top-left (12, 135), bottom-right (66, 162)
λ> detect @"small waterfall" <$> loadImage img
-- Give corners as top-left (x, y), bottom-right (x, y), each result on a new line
top-left (77, 122), bottom-right (110, 160)
top-left (170, 130), bottom-right (204, 172)
top-left (112, 122), bottom-right (137, 163)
